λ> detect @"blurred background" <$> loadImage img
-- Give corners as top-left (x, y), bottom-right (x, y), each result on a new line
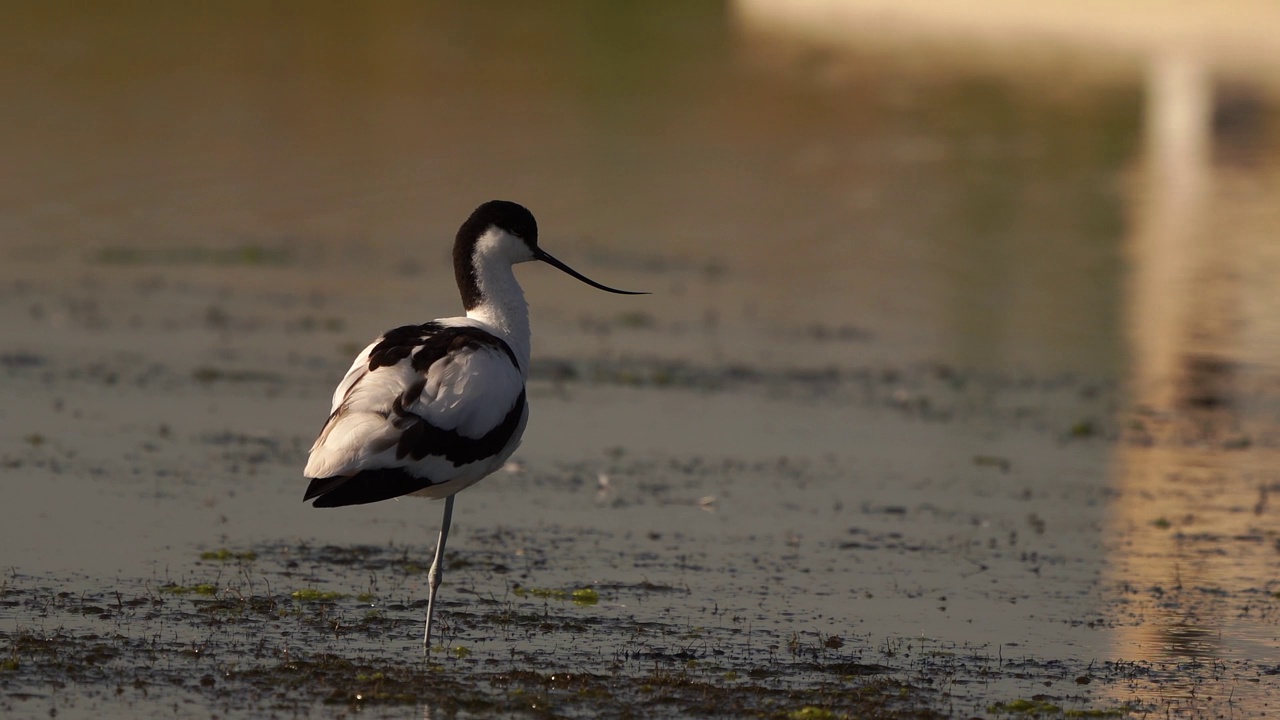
top-left (3, 1), bottom-right (1280, 710)
top-left (6, 1), bottom-right (1280, 377)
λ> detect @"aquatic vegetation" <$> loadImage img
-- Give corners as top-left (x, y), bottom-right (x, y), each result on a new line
top-left (291, 589), bottom-right (346, 602)
top-left (512, 585), bottom-right (601, 605)
top-left (158, 582), bottom-right (218, 596)
top-left (989, 698), bottom-right (1062, 715)
top-left (787, 707), bottom-right (837, 720)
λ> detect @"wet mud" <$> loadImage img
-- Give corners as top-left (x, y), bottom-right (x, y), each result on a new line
top-left (3, 540), bottom-right (1256, 720)
top-left (2, 271), bottom-right (1278, 719)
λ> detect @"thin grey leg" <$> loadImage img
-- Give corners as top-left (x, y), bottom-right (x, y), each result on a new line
top-left (422, 495), bottom-right (455, 654)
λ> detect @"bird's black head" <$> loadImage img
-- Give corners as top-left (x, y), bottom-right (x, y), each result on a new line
top-left (457, 200), bottom-right (538, 249)
top-left (454, 200), bottom-right (539, 309)
top-left (453, 199), bottom-right (647, 311)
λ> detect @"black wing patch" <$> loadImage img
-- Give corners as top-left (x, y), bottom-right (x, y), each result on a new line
top-left (391, 389), bottom-right (526, 466)
top-left (367, 322), bottom-right (520, 373)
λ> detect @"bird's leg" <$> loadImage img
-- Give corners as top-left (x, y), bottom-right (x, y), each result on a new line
top-left (422, 495), bottom-right (455, 654)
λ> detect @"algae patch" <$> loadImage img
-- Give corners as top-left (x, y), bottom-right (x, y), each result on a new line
top-left (512, 584), bottom-right (601, 605)
top-left (158, 582), bottom-right (218, 596)
top-left (291, 589), bottom-right (347, 602)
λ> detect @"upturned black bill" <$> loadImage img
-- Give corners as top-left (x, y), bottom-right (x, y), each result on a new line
top-left (535, 248), bottom-right (648, 295)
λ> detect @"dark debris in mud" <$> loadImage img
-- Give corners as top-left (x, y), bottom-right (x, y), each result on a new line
top-left (3, 543), bottom-right (1262, 719)
top-left (0, 569), bottom-right (943, 718)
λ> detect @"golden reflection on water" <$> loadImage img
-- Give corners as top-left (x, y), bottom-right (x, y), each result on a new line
top-left (1111, 47), bottom-right (1280, 669)
top-left (736, 0), bottom-right (1280, 696)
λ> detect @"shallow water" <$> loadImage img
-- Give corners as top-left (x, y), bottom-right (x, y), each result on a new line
top-left (3, 3), bottom-right (1280, 718)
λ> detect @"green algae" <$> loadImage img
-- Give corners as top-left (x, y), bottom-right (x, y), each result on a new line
top-left (989, 698), bottom-right (1062, 715)
top-left (158, 582), bottom-right (218, 596)
top-left (291, 588), bottom-right (346, 602)
top-left (787, 707), bottom-right (837, 720)
top-left (513, 585), bottom-right (601, 605)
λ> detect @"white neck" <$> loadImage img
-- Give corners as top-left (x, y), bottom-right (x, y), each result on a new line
top-left (466, 260), bottom-right (531, 376)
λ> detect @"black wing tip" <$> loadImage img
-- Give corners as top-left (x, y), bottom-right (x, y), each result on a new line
top-left (303, 470), bottom-right (436, 508)
top-left (309, 493), bottom-right (345, 509)
top-left (303, 476), bottom-right (342, 504)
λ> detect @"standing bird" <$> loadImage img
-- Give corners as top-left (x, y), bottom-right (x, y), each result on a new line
top-left (302, 200), bottom-right (645, 650)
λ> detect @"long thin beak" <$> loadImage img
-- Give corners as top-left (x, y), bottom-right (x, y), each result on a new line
top-left (534, 248), bottom-right (648, 295)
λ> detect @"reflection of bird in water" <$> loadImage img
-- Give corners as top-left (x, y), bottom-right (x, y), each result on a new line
top-left (302, 201), bottom-right (645, 650)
